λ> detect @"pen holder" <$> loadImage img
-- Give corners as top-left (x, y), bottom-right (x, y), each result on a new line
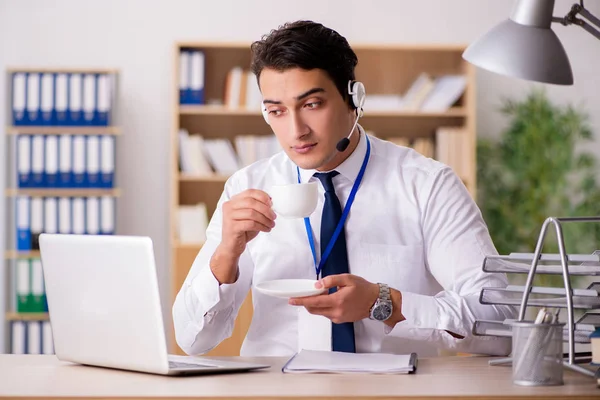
top-left (510, 321), bottom-right (565, 386)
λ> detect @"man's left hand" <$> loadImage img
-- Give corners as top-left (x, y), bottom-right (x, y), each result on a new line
top-left (288, 274), bottom-right (379, 323)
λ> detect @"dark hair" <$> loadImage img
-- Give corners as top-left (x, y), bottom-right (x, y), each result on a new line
top-left (250, 20), bottom-right (358, 107)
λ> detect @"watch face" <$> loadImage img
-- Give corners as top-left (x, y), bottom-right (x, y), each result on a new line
top-left (373, 303), bottom-right (392, 321)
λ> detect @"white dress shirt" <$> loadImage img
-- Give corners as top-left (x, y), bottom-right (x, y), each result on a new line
top-left (173, 127), bottom-right (517, 357)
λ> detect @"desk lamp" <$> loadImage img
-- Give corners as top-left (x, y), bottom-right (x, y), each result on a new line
top-left (463, 0), bottom-right (600, 85)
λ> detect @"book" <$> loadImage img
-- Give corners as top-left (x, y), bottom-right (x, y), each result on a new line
top-left (282, 349), bottom-right (417, 374)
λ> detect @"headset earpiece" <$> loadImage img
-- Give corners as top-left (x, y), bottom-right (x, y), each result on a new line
top-left (347, 80), bottom-right (366, 115)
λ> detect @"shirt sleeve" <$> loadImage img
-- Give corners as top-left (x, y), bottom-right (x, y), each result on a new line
top-left (172, 176), bottom-right (254, 355)
top-left (386, 166), bottom-right (518, 356)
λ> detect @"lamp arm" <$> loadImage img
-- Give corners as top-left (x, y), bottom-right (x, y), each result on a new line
top-left (552, 2), bottom-right (600, 40)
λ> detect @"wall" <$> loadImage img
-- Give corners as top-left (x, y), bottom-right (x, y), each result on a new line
top-left (1, 0), bottom-right (598, 351)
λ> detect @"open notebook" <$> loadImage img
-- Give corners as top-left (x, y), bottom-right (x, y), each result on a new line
top-left (282, 349), bottom-right (418, 374)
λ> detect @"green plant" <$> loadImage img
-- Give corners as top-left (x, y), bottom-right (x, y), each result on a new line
top-left (477, 88), bottom-right (600, 286)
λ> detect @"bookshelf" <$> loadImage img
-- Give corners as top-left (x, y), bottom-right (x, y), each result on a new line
top-left (171, 42), bottom-right (477, 356)
top-left (3, 68), bottom-right (119, 355)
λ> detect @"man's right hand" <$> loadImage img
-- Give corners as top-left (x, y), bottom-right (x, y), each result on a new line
top-left (210, 189), bottom-right (276, 284)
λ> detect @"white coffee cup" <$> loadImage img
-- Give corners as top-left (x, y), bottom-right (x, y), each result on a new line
top-left (269, 182), bottom-right (318, 218)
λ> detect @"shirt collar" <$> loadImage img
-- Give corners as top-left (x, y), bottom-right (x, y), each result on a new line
top-left (297, 124), bottom-right (368, 185)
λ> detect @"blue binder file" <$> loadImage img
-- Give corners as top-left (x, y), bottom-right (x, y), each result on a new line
top-left (83, 73), bottom-right (97, 126)
top-left (12, 72), bottom-right (27, 126)
top-left (189, 51), bottom-right (205, 104)
top-left (68, 74), bottom-right (83, 126)
top-left (100, 136), bottom-right (114, 188)
top-left (96, 74), bottom-right (110, 126)
top-left (86, 136), bottom-right (100, 187)
top-left (16, 196), bottom-right (31, 251)
top-left (31, 135), bottom-right (45, 187)
top-left (26, 72), bottom-right (41, 126)
top-left (100, 196), bottom-right (115, 235)
top-left (58, 135), bottom-right (72, 187)
top-left (72, 197), bottom-right (86, 235)
top-left (44, 135), bottom-right (59, 187)
top-left (17, 135), bottom-right (32, 188)
top-left (179, 50), bottom-right (191, 104)
top-left (58, 197), bottom-right (72, 234)
top-left (86, 197), bottom-right (100, 235)
top-left (72, 135), bottom-right (86, 187)
top-left (55, 73), bottom-right (69, 126)
top-left (40, 73), bottom-right (55, 126)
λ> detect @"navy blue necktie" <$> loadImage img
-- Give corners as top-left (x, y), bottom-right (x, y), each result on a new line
top-left (313, 171), bottom-right (356, 353)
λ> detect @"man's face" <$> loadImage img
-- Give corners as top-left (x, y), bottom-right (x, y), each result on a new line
top-left (259, 67), bottom-right (355, 171)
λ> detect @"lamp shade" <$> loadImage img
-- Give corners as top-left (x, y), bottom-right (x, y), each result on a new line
top-left (463, 0), bottom-right (574, 85)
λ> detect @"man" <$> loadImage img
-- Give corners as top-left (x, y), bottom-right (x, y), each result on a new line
top-left (173, 20), bottom-right (516, 357)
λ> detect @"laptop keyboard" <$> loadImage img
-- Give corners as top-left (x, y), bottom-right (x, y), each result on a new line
top-left (169, 361), bottom-right (217, 369)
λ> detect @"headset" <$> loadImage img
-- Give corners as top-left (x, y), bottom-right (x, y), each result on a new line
top-left (262, 80), bottom-right (366, 152)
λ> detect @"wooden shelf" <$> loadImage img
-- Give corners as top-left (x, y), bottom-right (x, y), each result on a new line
top-left (6, 312), bottom-right (49, 321)
top-left (5, 251), bottom-right (40, 259)
top-left (7, 67), bottom-right (118, 74)
top-left (7, 126), bottom-right (121, 135)
top-left (5, 188), bottom-right (121, 197)
top-left (179, 174), bottom-right (230, 182)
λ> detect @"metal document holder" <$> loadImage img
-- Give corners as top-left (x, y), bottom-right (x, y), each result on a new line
top-left (476, 216), bottom-right (600, 378)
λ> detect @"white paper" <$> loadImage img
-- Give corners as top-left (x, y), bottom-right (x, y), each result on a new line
top-left (284, 349), bottom-right (416, 374)
top-left (297, 307), bottom-right (331, 352)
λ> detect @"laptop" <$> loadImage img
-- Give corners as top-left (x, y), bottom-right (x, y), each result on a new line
top-left (38, 233), bottom-right (269, 376)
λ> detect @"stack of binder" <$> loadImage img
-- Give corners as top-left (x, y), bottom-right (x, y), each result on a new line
top-left (179, 49), bottom-right (205, 105)
top-left (5, 68), bottom-right (120, 355)
top-left (12, 71), bottom-right (114, 126)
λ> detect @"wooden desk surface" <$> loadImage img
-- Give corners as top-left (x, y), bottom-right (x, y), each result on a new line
top-left (0, 355), bottom-right (598, 399)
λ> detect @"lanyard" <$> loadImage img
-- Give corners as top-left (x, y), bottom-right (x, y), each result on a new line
top-left (296, 135), bottom-right (371, 278)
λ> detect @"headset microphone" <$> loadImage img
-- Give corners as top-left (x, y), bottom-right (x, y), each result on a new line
top-left (336, 112), bottom-right (360, 152)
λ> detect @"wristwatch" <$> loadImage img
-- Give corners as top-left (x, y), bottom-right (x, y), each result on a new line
top-left (369, 283), bottom-right (393, 321)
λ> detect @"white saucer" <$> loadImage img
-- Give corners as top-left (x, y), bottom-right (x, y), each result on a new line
top-left (255, 279), bottom-right (326, 299)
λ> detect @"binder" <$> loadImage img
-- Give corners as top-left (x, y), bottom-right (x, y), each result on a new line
top-left (72, 197), bottom-right (86, 235)
top-left (55, 73), bottom-right (69, 126)
top-left (12, 72), bottom-right (27, 126)
top-left (96, 74), bottom-right (110, 126)
top-left (44, 135), bottom-right (59, 187)
top-left (100, 135), bottom-right (114, 188)
top-left (68, 73), bottom-right (83, 125)
top-left (179, 50), bottom-right (190, 104)
top-left (26, 72), bottom-right (41, 125)
top-left (30, 197), bottom-right (44, 250)
top-left (17, 135), bottom-right (31, 188)
top-left (31, 259), bottom-right (47, 312)
top-left (86, 136), bottom-right (100, 187)
top-left (11, 321), bottom-right (26, 354)
top-left (189, 50), bottom-right (205, 104)
top-left (42, 321), bottom-right (54, 354)
top-left (58, 197), bottom-right (72, 234)
top-left (72, 135), bottom-right (86, 187)
top-left (31, 135), bottom-right (45, 187)
top-left (83, 73), bottom-right (97, 126)
top-left (16, 259), bottom-right (31, 312)
top-left (40, 73), bottom-right (55, 125)
top-left (100, 196), bottom-right (115, 235)
top-left (44, 197), bottom-right (58, 234)
top-left (58, 135), bottom-right (73, 187)
top-left (27, 321), bottom-right (42, 354)
top-left (16, 196), bottom-right (31, 251)
top-left (86, 197), bottom-right (100, 235)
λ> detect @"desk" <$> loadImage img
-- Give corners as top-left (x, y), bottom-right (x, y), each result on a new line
top-left (0, 355), bottom-right (597, 399)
